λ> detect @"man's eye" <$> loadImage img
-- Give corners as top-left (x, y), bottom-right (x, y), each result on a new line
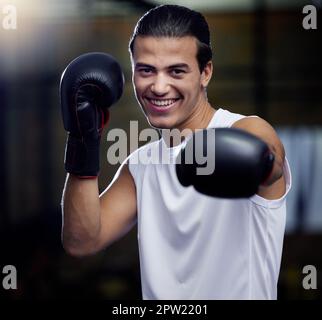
top-left (172, 69), bottom-right (185, 75)
top-left (138, 68), bottom-right (152, 74)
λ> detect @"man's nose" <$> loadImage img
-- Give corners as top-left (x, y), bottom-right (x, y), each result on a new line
top-left (150, 74), bottom-right (170, 96)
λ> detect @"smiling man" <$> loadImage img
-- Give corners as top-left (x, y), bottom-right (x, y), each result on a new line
top-left (131, 35), bottom-right (213, 132)
top-left (61, 5), bottom-right (291, 300)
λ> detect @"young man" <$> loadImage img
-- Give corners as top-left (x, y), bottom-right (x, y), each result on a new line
top-left (60, 5), bottom-right (291, 299)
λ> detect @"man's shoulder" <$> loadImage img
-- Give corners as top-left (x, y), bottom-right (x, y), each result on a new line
top-left (232, 116), bottom-right (277, 136)
top-left (210, 107), bottom-right (247, 128)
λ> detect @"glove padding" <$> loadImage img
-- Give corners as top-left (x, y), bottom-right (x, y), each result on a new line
top-left (60, 52), bottom-right (124, 177)
top-left (176, 128), bottom-right (274, 198)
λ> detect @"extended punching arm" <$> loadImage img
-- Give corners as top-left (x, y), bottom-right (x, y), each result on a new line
top-left (176, 128), bottom-right (275, 198)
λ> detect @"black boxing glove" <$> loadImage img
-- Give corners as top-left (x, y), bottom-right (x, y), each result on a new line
top-left (60, 52), bottom-right (124, 177)
top-left (176, 128), bottom-right (275, 198)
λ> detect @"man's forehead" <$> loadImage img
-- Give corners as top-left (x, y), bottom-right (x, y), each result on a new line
top-left (132, 36), bottom-right (198, 67)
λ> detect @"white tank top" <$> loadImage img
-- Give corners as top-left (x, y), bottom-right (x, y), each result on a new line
top-left (128, 108), bottom-right (292, 300)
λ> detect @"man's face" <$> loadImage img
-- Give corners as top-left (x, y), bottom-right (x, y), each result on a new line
top-left (131, 36), bottom-right (212, 130)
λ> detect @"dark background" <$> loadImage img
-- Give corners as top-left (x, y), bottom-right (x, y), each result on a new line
top-left (0, 0), bottom-right (321, 300)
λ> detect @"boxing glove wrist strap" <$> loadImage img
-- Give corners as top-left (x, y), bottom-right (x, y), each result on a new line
top-left (64, 134), bottom-right (101, 178)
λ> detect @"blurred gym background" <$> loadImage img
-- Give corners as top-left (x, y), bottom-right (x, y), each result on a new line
top-left (0, 0), bottom-right (321, 300)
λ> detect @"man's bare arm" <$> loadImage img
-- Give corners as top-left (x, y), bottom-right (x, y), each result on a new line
top-left (233, 117), bottom-right (286, 199)
top-left (61, 163), bottom-right (137, 257)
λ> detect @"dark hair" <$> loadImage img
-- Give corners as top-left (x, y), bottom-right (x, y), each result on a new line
top-left (129, 5), bottom-right (212, 73)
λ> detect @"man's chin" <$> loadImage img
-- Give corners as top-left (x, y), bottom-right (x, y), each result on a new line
top-left (147, 118), bottom-right (174, 130)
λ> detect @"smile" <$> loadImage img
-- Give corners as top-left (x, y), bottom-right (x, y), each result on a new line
top-left (149, 98), bottom-right (178, 107)
top-left (146, 97), bottom-right (181, 113)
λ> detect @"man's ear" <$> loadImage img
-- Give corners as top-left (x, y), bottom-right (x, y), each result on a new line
top-left (201, 61), bottom-right (213, 88)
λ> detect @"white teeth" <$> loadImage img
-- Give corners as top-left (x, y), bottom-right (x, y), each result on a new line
top-left (150, 99), bottom-right (177, 107)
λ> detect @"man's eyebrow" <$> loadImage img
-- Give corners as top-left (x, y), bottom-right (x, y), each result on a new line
top-left (135, 63), bottom-right (190, 70)
top-left (135, 63), bottom-right (155, 69)
top-left (167, 63), bottom-right (190, 70)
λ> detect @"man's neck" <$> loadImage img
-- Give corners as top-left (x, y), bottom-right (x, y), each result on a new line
top-left (178, 101), bottom-right (216, 137)
top-left (161, 102), bottom-right (217, 147)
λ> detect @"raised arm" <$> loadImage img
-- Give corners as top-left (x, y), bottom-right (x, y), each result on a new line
top-left (62, 163), bottom-right (137, 257)
top-left (60, 52), bottom-right (137, 257)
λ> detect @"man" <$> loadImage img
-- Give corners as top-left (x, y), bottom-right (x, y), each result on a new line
top-left (60, 5), bottom-right (291, 299)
